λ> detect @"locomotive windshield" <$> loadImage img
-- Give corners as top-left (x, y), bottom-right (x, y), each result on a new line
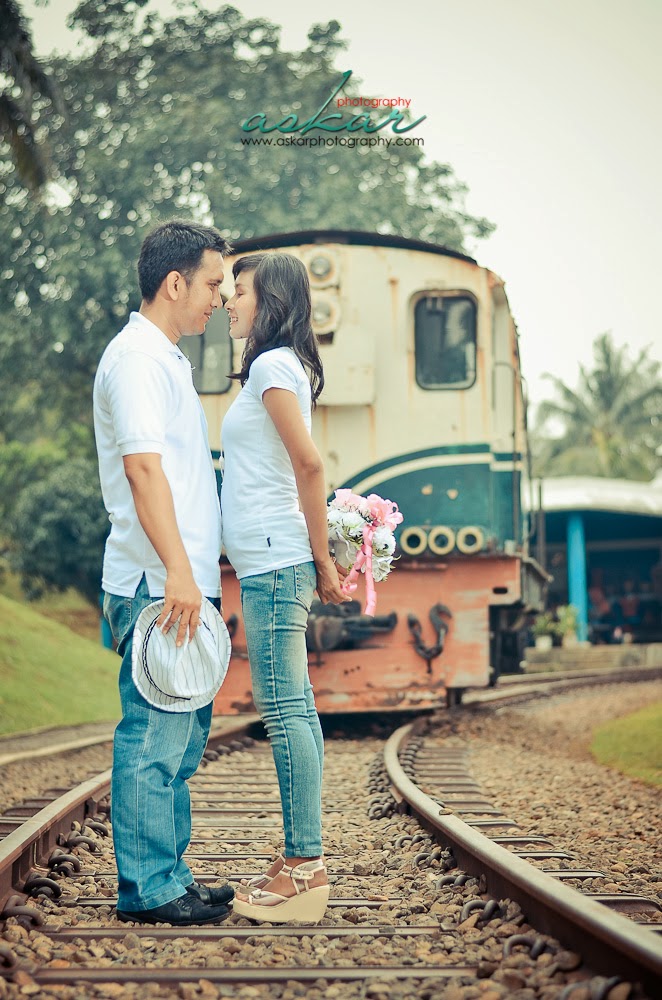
top-left (415, 294), bottom-right (477, 390)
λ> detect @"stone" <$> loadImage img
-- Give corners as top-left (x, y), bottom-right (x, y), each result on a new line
top-left (11, 971), bottom-right (37, 987)
top-left (555, 950), bottom-right (582, 971)
top-left (606, 985), bottom-right (633, 1000)
top-left (178, 986), bottom-right (199, 1000)
top-left (494, 922), bottom-right (524, 938)
top-left (493, 970), bottom-right (526, 990)
top-left (198, 979), bottom-right (219, 998)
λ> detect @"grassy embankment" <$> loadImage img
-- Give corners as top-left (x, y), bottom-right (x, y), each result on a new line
top-left (0, 591), bottom-right (120, 737)
top-left (591, 701), bottom-right (662, 787)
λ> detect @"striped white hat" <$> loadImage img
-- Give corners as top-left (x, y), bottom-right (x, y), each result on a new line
top-left (131, 599), bottom-right (231, 712)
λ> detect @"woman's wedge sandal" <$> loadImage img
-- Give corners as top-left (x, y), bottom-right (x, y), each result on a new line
top-left (239, 853), bottom-right (285, 891)
top-left (232, 859), bottom-right (329, 923)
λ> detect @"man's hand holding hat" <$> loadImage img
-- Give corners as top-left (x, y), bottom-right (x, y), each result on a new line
top-left (157, 567), bottom-right (203, 646)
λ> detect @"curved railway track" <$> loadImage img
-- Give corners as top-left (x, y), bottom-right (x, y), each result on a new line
top-left (0, 671), bottom-right (660, 998)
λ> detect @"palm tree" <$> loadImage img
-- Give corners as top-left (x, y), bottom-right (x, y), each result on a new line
top-left (0, 0), bottom-right (62, 190)
top-left (533, 333), bottom-right (662, 480)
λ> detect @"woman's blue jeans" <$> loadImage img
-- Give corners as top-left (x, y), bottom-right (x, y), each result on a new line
top-left (240, 561), bottom-right (324, 857)
top-left (103, 576), bottom-right (215, 911)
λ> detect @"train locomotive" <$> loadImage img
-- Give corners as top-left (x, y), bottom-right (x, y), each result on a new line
top-left (185, 230), bottom-right (548, 713)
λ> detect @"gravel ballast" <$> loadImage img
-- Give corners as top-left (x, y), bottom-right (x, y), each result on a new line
top-left (1, 679), bottom-right (660, 1000)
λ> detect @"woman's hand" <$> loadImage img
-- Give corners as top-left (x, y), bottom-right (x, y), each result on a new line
top-left (315, 557), bottom-right (352, 605)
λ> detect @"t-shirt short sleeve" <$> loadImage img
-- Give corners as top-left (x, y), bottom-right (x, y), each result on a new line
top-left (104, 351), bottom-right (174, 456)
top-left (249, 351), bottom-right (302, 401)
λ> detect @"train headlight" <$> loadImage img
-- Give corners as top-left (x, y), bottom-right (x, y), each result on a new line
top-left (312, 300), bottom-right (332, 325)
top-left (311, 293), bottom-right (340, 339)
top-left (305, 250), bottom-right (338, 288)
top-left (310, 254), bottom-right (333, 279)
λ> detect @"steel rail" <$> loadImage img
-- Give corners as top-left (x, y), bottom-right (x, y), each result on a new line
top-left (0, 726), bottom-right (481, 991)
top-left (0, 769), bottom-right (111, 907)
top-left (384, 721), bottom-right (662, 996)
top-left (465, 664), bottom-right (662, 707)
top-left (0, 720), bottom-right (256, 910)
top-left (19, 966), bottom-right (476, 986)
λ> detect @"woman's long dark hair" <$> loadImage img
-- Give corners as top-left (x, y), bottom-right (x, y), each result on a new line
top-left (229, 252), bottom-right (324, 405)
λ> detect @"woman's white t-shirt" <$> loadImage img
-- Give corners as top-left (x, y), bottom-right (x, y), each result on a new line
top-left (221, 347), bottom-right (314, 579)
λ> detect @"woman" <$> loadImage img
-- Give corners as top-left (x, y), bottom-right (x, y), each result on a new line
top-left (221, 252), bottom-right (348, 923)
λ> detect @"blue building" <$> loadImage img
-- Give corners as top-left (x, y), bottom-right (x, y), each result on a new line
top-left (536, 475), bottom-right (662, 643)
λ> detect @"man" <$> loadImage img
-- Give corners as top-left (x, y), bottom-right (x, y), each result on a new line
top-left (94, 220), bottom-right (233, 925)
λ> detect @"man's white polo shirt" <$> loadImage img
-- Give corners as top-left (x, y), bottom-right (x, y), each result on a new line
top-left (93, 311), bottom-right (221, 598)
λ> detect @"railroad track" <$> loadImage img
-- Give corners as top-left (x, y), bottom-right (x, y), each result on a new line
top-left (0, 677), bottom-right (660, 998)
top-left (1, 663), bottom-right (660, 769)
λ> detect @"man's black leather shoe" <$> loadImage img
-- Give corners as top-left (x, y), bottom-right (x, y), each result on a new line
top-left (117, 893), bottom-right (230, 926)
top-left (186, 880), bottom-right (235, 906)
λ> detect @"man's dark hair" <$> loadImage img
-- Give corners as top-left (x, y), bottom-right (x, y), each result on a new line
top-left (138, 220), bottom-right (232, 302)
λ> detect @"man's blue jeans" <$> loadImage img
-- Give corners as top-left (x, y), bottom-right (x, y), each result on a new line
top-left (240, 561), bottom-right (324, 857)
top-left (103, 576), bottom-right (215, 911)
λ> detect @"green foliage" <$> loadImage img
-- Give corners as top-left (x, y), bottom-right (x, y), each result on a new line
top-left (0, 438), bottom-right (66, 525)
top-left (591, 701), bottom-right (662, 787)
top-left (8, 457), bottom-right (108, 604)
top-left (555, 604), bottom-right (579, 637)
top-left (533, 333), bottom-right (662, 480)
top-left (0, 424), bottom-right (97, 533)
top-left (0, 0), bottom-right (63, 189)
top-left (531, 611), bottom-right (560, 638)
top-left (1, 1), bottom-right (495, 603)
top-left (0, 593), bottom-right (119, 735)
top-left (0, 1), bottom-right (493, 439)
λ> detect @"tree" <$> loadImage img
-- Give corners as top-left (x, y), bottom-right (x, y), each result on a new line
top-left (533, 333), bottom-right (662, 480)
top-left (0, 1), bottom-right (494, 444)
top-left (8, 457), bottom-right (109, 604)
top-left (0, 0), bottom-right (62, 190)
top-left (1, 1), bottom-right (497, 605)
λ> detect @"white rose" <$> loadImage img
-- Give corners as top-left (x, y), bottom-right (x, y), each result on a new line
top-left (371, 554), bottom-right (393, 582)
top-left (339, 510), bottom-right (366, 540)
top-left (372, 526), bottom-right (396, 555)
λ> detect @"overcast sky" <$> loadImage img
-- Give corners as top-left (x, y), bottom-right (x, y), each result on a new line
top-left (22, 0), bottom-right (662, 407)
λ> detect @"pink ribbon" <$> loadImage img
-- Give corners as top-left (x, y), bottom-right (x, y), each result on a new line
top-left (341, 523), bottom-right (377, 616)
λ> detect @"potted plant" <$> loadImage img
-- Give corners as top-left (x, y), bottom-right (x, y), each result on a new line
top-left (532, 612), bottom-right (559, 651)
top-left (556, 604), bottom-right (579, 646)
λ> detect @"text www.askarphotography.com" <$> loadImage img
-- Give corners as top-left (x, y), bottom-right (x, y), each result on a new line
top-left (240, 135), bottom-right (425, 149)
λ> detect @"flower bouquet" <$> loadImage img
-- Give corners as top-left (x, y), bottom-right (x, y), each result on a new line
top-left (327, 489), bottom-right (403, 616)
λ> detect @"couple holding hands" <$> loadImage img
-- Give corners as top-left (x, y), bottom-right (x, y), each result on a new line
top-left (94, 220), bottom-right (348, 927)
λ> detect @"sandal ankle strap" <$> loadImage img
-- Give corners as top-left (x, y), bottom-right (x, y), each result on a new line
top-left (281, 859), bottom-right (326, 893)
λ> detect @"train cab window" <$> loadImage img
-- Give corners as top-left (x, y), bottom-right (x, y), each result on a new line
top-left (415, 294), bottom-right (477, 390)
top-left (182, 308), bottom-right (232, 394)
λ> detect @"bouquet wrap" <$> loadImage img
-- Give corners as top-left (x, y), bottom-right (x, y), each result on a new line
top-left (327, 489), bottom-right (403, 616)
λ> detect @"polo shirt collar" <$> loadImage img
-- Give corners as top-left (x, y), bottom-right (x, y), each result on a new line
top-left (129, 311), bottom-right (187, 358)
